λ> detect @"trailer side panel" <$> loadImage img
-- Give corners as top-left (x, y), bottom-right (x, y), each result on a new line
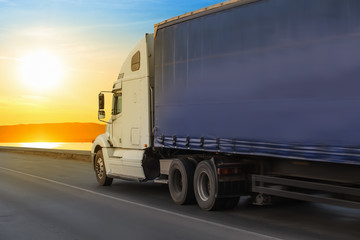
top-left (154, 0), bottom-right (360, 165)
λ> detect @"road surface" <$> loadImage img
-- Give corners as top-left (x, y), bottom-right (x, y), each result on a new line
top-left (0, 151), bottom-right (359, 240)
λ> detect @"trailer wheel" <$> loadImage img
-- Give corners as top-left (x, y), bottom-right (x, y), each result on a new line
top-left (95, 150), bottom-right (113, 186)
top-left (168, 158), bottom-right (196, 205)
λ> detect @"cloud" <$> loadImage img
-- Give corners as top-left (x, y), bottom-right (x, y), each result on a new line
top-left (0, 0), bottom-right (17, 6)
top-left (17, 27), bottom-right (58, 39)
top-left (0, 56), bottom-right (22, 61)
top-left (71, 19), bottom-right (160, 31)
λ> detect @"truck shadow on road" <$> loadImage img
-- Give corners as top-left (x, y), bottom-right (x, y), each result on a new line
top-left (94, 180), bottom-right (360, 240)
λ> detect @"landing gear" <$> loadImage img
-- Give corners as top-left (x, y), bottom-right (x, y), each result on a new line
top-left (252, 193), bottom-right (273, 206)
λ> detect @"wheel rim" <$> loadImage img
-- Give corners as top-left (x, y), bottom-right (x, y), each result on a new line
top-left (96, 157), bottom-right (105, 179)
top-left (173, 169), bottom-right (183, 193)
top-left (198, 171), bottom-right (210, 201)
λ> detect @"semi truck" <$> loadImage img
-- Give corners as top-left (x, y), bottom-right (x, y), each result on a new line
top-left (91, 0), bottom-right (360, 210)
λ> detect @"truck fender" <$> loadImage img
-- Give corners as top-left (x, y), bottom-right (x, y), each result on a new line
top-left (91, 133), bottom-right (111, 167)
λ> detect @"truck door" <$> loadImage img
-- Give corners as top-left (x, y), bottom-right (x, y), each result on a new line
top-left (111, 92), bottom-right (123, 147)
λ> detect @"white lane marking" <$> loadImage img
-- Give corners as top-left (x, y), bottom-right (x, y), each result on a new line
top-left (0, 166), bottom-right (282, 240)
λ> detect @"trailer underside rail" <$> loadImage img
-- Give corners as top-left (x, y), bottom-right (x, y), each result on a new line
top-left (252, 175), bottom-right (360, 209)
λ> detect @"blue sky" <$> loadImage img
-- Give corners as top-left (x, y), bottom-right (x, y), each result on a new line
top-left (0, 1), bottom-right (222, 45)
top-left (0, 0), bottom-right (222, 125)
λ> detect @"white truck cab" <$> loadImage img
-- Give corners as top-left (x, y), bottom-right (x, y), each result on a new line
top-left (91, 33), bottom-right (155, 184)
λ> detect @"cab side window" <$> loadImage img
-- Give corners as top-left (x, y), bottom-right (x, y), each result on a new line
top-left (112, 94), bottom-right (122, 115)
top-left (131, 51), bottom-right (140, 71)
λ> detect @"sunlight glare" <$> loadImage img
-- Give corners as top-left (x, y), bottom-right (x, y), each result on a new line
top-left (20, 50), bottom-right (63, 91)
top-left (21, 142), bottom-right (61, 149)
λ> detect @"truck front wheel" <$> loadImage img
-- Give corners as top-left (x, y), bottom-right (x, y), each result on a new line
top-left (168, 158), bottom-right (195, 205)
top-left (95, 150), bottom-right (113, 186)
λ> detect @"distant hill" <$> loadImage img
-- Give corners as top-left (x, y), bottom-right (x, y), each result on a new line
top-left (0, 123), bottom-right (106, 143)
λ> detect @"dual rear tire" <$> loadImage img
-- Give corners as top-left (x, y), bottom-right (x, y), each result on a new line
top-left (168, 158), bottom-right (196, 205)
top-left (168, 159), bottom-right (239, 210)
top-left (194, 161), bottom-right (239, 211)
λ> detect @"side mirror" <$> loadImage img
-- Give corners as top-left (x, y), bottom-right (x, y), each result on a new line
top-left (99, 93), bottom-right (105, 110)
top-left (98, 110), bottom-right (105, 120)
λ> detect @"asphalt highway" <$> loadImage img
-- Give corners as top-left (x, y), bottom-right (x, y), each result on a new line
top-left (0, 151), bottom-right (359, 240)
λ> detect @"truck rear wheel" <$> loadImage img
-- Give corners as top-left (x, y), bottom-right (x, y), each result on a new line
top-left (95, 150), bottom-right (113, 186)
top-left (194, 160), bottom-right (239, 210)
top-left (194, 160), bottom-right (217, 210)
top-left (168, 158), bottom-right (195, 205)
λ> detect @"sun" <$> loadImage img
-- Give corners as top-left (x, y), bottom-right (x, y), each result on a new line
top-left (20, 50), bottom-right (64, 91)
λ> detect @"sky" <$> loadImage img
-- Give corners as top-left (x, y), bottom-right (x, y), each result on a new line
top-left (0, 0), bottom-right (222, 126)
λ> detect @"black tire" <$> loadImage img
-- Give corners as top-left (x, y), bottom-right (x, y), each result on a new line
top-left (94, 150), bottom-right (113, 186)
top-left (168, 158), bottom-right (196, 205)
top-left (194, 160), bottom-right (218, 210)
top-left (194, 160), bottom-right (239, 211)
